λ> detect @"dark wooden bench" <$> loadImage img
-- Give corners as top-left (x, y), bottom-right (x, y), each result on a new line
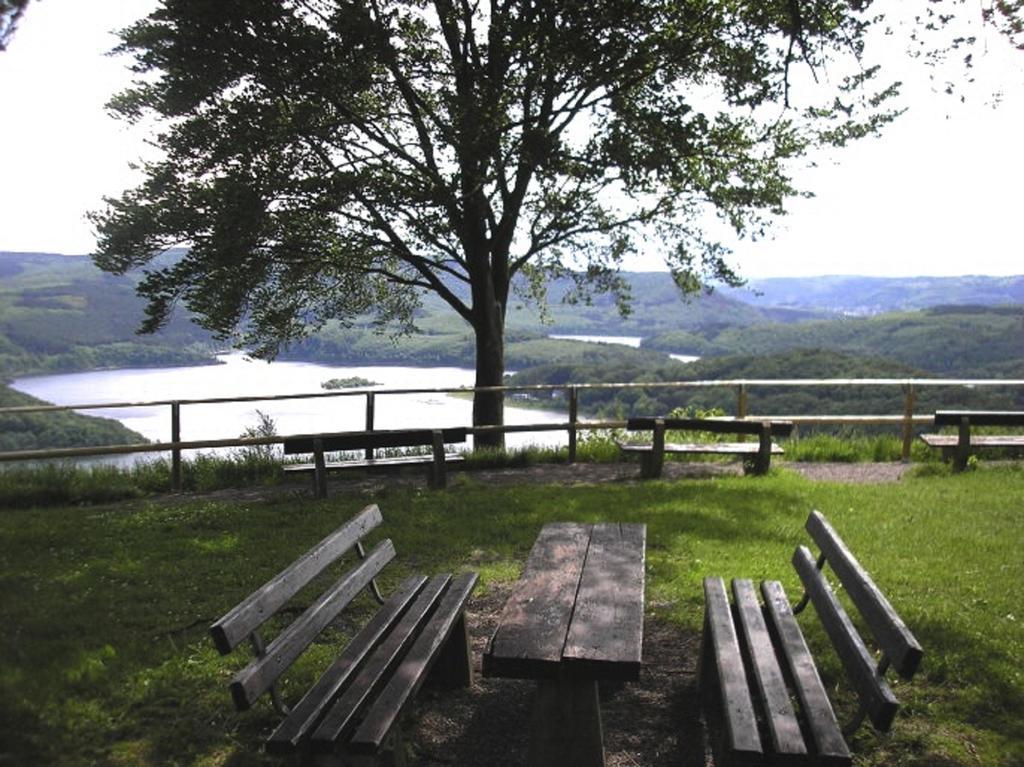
top-left (209, 504), bottom-right (478, 766)
top-left (699, 510), bottom-right (923, 766)
top-left (919, 410), bottom-right (1024, 471)
top-left (618, 417), bottom-right (794, 477)
top-left (283, 427), bottom-right (467, 497)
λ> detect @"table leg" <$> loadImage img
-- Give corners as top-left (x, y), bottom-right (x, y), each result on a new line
top-left (528, 677), bottom-right (604, 767)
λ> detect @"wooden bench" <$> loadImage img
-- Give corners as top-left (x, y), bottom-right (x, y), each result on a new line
top-left (618, 417), bottom-right (794, 477)
top-left (699, 510), bottom-right (923, 766)
top-left (919, 410), bottom-right (1024, 471)
top-left (209, 504), bottom-right (478, 766)
top-left (283, 427), bottom-right (467, 497)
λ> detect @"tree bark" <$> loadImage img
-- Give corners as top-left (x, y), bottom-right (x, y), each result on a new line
top-left (472, 296), bottom-right (506, 450)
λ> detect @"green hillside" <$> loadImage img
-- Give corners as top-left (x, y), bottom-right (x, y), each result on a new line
top-left (0, 384), bottom-right (147, 452)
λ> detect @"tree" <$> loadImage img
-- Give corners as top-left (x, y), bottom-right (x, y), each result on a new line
top-left (0, 0), bottom-right (30, 50)
top-left (92, 0), bottom-right (950, 446)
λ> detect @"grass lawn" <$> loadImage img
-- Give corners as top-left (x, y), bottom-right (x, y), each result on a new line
top-left (1, 464), bottom-right (1022, 765)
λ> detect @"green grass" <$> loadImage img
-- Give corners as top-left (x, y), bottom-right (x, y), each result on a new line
top-left (1, 464), bottom-right (1021, 765)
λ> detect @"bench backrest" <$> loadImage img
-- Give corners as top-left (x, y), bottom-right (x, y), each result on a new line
top-left (626, 417), bottom-right (794, 437)
top-left (283, 427), bottom-right (468, 455)
top-left (934, 410), bottom-right (1024, 428)
top-left (209, 504), bottom-right (392, 711)
top-left (792, 511), bottom-right (923, 733)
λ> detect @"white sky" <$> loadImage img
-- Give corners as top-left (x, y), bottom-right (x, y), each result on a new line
top-left (0, 1), bottom-right (1021, 278)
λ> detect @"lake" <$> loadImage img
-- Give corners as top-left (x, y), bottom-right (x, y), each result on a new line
top-left (549, 334), bottom-right (699, 363)
top-left (10, 354), bottom-right (570, 460)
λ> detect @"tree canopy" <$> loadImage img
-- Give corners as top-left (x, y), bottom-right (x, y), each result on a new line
top-left (91, 0), bottom-right (974, 443)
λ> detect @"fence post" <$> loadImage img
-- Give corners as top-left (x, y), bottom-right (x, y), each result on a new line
top-left (365, 392), bottom-right (375, 461)
top-left (737, 384), bottom-right (748, 419)
top-left (568, 386), bottom-right (579, 463)
top-left (171, 401), bottom-right (182, 492)
top-left (901, 384), bottom-right (916, 462)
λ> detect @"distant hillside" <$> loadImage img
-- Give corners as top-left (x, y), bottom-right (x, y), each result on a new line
top-left (723, 275), bottom-right (1024, 315)
top-left (0, 384), bottom-right (147, 452)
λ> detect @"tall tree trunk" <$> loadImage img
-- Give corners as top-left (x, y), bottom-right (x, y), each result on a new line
top-left (472, 295), bottom-right (506, 450)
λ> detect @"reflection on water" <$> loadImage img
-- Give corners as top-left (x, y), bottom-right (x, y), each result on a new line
top-left (10, 353), bottom-right (569, 463)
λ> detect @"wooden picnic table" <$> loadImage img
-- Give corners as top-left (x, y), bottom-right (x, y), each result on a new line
top-left (483, 522), bottom-right (646, 767)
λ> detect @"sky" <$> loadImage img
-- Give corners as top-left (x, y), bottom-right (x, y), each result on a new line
top-left (0, 1), bottom-right (1021, 279)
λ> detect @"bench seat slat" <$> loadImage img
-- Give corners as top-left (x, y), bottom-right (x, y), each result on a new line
top-left (310, 574), bottom-right (452, 750)
top-left (792, 546), bottom-right (899, 732)
top-left (805, 512), bottom-right (923, 678)
top-left (265, 575), bottom-right (428, 754)
top-left (562, 523), bottom-right (646, 681)
top-left (618, 442), bottom-right (784, 456)
top-left (702, 577), bottom-right (763, 759)
top-left (230, 540), bottom-right (396, 710)
top-left (210, 504), bottom-right (383, 654)
top-left (349, 572), bottom-right (480, 754)
top-left (731, 579), bottom-right (807, 760)
top-left (284, 454), bottom-right (465, 473)
top-left (919, 434), bottom-right (1024, 448)
top-left (760, 580), bottom-right (850, 765)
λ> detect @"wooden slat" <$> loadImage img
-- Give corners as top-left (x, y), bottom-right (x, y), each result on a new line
top-left (283, 454), bottom-right (465, 473)
top-left (209, 504), bottom-right (383, 654)
top-left (934, 410), bottom-right (1024, 427)
top-left (618, 442), bottom-right (783, 456)
top-left (730, 579), bottom-right (807, 760)
top-left (309, 574), bottom-right (451, 750)
top-left (760, 580), bottom-right (851, 766)
top-left (627, 417), bottom-right (794, 437)
top-left (792, 546), bottom-right (899, 732)
top-left (229, 540), bottom-right (396, 710)
top-left (349, 572), bottom-right (480, 754)
top-left (265, 576), bottom-right (428, 754)
top-left (702, 577), bottom-right (762, 760)
top-left (805, 512), bottom-right (923, 678)
top-left (283, 427), bottom-right (467, 455)
top-left (562, 523), bottom-right (646, 681)
top-left (483, 523), bottom-right (592, 679)
top-left (919, 434), bottom-right (1024, 448)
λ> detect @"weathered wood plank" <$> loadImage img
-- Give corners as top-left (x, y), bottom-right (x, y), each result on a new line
top-left (209, 504), bottom-right (383, 654)
top-left (283, 427), bottom-right (467, 455)
top-left (792, 545), bottom-right (899, 732)
top-left (760, 580), bottom-right (851, 766)
top-left (701, 577), bottom-right (763, 760)
top-left (618, 442), bottom-right (783, 456)
top-left (918, 434), bottom-right (1024, 448)
top-left (562, 523), bottom-right (646, 681)
top-left (730, 579), bottom-right (807, 760)
top-left (627, 417), bottom-right (794, 437)
top-left (805, 511), bottom-right (923, 678)
top-left (933, 410), bottom-right (1024, 427)
top-left (283, 455), bottom-right (465, 473)
top-left (349, 573), bottom-right (479, 754)
top-left (309, 575), bottom-right (451, 750)
top-left (483, 523), bottom-right (592, 679)
top-left (229, 540), bottom-right (397, 710)
top-left (265, 576), bottom-right (428, 754)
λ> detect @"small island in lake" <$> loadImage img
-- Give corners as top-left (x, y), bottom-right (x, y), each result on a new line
top-left (321, 376), bottom-right (380, 390)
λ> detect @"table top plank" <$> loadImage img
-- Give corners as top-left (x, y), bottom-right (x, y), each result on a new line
top-left (562, 523), bottom-right (646, 680)
top-left (483, 523), bottom-right (592, 678)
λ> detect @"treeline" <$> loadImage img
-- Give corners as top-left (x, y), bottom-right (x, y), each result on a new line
top-left (509, 349), bottom-right (1023, 422)
top-left (0, 384), bottom-right (147, 452)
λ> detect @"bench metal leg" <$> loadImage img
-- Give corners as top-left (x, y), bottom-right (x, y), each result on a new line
top-left (313, 439), bottom-right (328, 499)
top-left (954, 416), bottom-right (971, 472)
top-left (528, 678), bottom-right (604, 767)
top-left (428, 430), bottom-right (447, 489)
top-left (641, 419), bottom-right (666, 479)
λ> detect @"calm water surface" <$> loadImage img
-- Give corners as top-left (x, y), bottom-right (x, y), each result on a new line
top-left (11, 354), bottom-right (569, 458)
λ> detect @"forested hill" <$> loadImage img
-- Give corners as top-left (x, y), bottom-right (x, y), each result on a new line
top-left (0, 384), bottom-right (146, 452)
top-left (723, 275), bottom-right (1024, 315)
